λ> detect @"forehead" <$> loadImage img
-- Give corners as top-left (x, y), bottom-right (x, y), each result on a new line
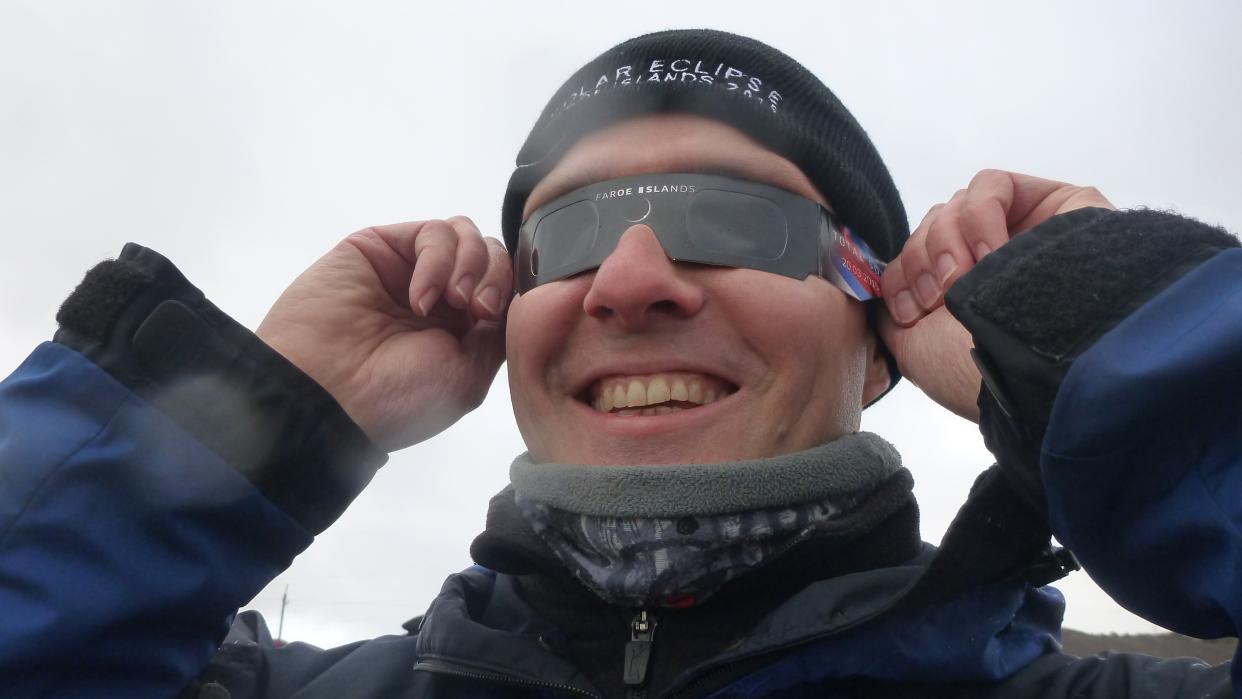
top-left (524, 113), bottom-right (831, 219)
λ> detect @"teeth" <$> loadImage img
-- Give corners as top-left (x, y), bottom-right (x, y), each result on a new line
top-left (671, 379), bottom-right (688, 402)
top-left (626, 380), bottom-right (646, 408)
top-left (647, 377), bottom-right (670, 404)
top-left (591, 372), bottom-right (733, 413)
top-left (688, 380), bottom-right (702, 404)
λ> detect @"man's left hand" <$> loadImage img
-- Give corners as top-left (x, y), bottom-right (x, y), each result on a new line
top-left (877, 169), bottom-right (1114, 421)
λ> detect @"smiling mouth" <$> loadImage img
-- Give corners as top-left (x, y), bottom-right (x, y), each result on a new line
top-left (585, 372), bottom-right (737, 416)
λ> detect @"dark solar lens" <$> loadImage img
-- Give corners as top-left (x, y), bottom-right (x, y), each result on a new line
top-left (531, 200), bottom-right (599, 276)
top-left (687, 190), bottom-right (788, 260)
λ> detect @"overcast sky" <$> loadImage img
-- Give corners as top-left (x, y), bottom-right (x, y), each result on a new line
top-left (2, 1), bottom-right (1240, 647)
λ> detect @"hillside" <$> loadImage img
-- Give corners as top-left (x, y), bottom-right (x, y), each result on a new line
top-left (1062, 629), bottom-right (1236, 665)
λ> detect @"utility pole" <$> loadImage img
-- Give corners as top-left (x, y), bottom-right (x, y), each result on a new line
top-left (277, 584), bottom-right (289, 641)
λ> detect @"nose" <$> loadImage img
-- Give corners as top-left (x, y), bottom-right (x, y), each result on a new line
top-left (582, 225), bottom-right (705, 330)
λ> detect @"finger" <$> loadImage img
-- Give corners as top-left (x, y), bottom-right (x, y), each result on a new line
top-left (885, 204), bottom-right (943, 302)
top-left (881, 254), bottom-right (922, 328)
top-left (366, 220), bottom-right (429, 266)
top-left (471, 237), bottom-right (514, 320)
top-left (445, 216), bottom-right (489, 310)
top-left (904, 193), bottom-right (966, 312)
top-left (883, 203), bottom-right (944, 325)
top-left (923, 200), bottom-right (975, 293)
top-left (1061, 185), bottom-right (1114, 211)
top-left (1009, 174), bottom-right (1115, 231)
top-left (1005, 172), bottom-right (1078, 229)
top-left (341, 222), bottom-right (427, 309)
top-left (958, 170), bottom-right (1016, 262)
top-left (408, 220), bottom-right (460, 316)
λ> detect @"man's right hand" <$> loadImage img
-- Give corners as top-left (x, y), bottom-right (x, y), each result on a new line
top-left (877, 170), bottom-right (1114, 421)
top-left (256, 218), bottom-right (512, 452)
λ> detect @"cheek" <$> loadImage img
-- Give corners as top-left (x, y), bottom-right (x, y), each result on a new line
top-left (726, 277), bottom-right (868, 413)
top-left (505, 285), bottom-right (580, 370)
top-left (504, 284), bottom-right (585, 439)
top-left (728, 276), bottom-right (867, 361)
top-left (505, 291), bottom-right (556, 401)
top-left (505, 296), bottom-right (548, 456)
top-left (804, 301), bottom-right (869, 396)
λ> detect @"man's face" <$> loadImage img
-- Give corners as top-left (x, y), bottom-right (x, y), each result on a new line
top-left (506, 113), bottom-right (890, 465)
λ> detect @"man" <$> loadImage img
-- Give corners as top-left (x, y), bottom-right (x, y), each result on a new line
top-left (1, 29), bottom-right (1240, 698)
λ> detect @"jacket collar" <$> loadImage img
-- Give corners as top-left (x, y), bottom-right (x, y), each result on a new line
top-left (437, 461), bottom-right (1066, 695)
top-left (415, 545), bottom-right (1062, 697)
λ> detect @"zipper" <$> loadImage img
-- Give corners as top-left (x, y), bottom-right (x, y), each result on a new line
top-left (624, 609), bottom-right (658, 699)
top-left (413, 657), bottom-right (599, 697)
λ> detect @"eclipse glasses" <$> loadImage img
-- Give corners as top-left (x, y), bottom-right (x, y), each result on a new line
top-left (515, 173), bottom-right (885, 300)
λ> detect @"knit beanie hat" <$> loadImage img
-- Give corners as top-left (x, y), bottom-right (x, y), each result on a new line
top-left (501, 28), bottom-right (908, 264)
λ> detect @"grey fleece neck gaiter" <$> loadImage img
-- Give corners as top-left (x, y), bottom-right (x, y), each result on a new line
top-left (511, 432), bottom-right (906, 608)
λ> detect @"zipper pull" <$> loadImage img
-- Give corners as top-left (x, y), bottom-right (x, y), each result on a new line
top-left (623, 609), bottom-right (658, 689)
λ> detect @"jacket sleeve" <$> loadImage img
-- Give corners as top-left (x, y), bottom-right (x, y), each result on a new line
top-left (1040, 247), bottom-right (1242, 639)
top-left (0, 244), bottom-right (386, 697)
top-left (945, 209), bottom-right (1242, 691)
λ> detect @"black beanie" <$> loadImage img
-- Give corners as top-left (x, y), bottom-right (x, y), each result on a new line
top-left (501, 28), bottom-right (908, 263)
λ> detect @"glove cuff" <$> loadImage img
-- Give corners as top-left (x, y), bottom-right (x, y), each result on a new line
top-left (948, 207), bottom-right (1238, 452)
top-left (55, 244), bottom-right (386, 534)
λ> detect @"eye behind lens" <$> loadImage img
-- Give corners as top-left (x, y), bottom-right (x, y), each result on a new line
top-left (687, 190), bottom-right (789, 260)
top-left (532, 200), bottom-right (600, 278)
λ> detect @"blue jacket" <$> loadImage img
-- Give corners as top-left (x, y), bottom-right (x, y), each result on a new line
top-left (0, 209), bottom-right (1238, 697)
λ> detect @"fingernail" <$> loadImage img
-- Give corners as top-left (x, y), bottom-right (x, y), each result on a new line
top-left (974, 242), bottom-right (992, 260)
top-left (936, 253), bottom-right (958, 284)
top-left (914, 274), bottom-right (940, 309)
top-left (417, 288), bottom-right (440, 316)
top-left (454, 274), bottom-right (476, 303)
top-left (477, 285), bottom-right (501, 316)
top-left (892, 290), bottom-right (919, 324)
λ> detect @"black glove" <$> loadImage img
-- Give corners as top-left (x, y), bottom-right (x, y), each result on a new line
top-left (947, 207), bottom-right (1239, 502)
top-left (55, 244), bottom-right (386, 533)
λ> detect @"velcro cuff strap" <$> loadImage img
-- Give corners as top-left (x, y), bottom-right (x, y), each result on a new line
top-left (55, 256), bottom-right (155, 344)
top-left (942, 208), bottom-right (1237, 534)
top-left (947, 208), bottom-right (1238, 443)
top-left (54, 243), bottom-right (386, 534)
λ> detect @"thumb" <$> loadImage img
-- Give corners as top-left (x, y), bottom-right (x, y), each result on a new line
top-left (1008, 172), bottom-right (1115, 232)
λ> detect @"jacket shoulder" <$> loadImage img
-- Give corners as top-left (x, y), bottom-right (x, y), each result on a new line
top-left (183, 611), bottom-right (424, 699)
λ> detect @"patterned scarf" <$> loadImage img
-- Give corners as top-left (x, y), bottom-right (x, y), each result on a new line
top-left (512, 433), bottom-right (906, 608)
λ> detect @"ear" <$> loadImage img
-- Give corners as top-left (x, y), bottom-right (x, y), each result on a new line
top-left (860, 328), bottom-right (894, 407)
